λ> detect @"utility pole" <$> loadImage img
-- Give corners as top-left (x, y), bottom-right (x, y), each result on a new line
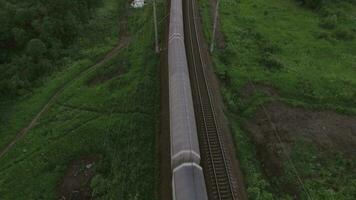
top-left (210, 0), bottom-right (220, 53)
top-left (153, 0), bottom-right (159, 53)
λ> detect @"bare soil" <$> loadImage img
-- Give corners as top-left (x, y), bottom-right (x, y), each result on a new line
top-left (240, 83), bottom-right (279, 99)
top-left (240, 83), bottom-right (356, 194)
top-left (87, 66), bottom-right (126, 87)
top-left (57, 155), bottom-right (101, 200)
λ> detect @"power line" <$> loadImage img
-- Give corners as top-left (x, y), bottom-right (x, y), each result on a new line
top-left (153, 0), bottom-right (159, 53)
top-left (210, 0), bottom-right (220, 53)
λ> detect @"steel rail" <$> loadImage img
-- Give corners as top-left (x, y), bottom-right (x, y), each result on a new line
top-left (185, 1), bottom-right (221, 199)
top-left (184, 0), bottom-right (237, 199)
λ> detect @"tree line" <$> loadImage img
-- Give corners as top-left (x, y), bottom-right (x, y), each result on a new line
top-left (0, 0), bottom-right (102, 98)
top-left (297, 0), bottom-right (356, 9)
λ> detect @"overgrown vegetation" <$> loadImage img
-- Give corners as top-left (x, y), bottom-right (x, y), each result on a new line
top-left (199, 0), bottom-right (356, 199)
top-left (0, 0), bottom-right (120, 155)
top-left (0, 0), bottom-right (163, 199)
top-left (0, 0), bottom-right (106, 98)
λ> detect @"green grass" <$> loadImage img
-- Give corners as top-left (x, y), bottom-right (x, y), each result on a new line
top-left (199, 0), bottom-right (356, 199)
top-left (0, 0), bottom-right (120, 151)
top-left (229, 116), bottom-right (275, 199)
top-left (216, 0), bottom-right (356, 114)
top-left (0, 0), bottom-right (164, 199)
top-left (284, 140), bottom-right (356, 200)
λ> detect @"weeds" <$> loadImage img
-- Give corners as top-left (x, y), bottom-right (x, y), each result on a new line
top-left (198, 0), bottom-right (356, 198)
top-left (319, 15), bottom-right (338, 29)
top-left (0, 0), bottom-right (163, 199)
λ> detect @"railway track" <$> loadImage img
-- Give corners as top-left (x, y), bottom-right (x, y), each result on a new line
top-left (183, 0), bottom-right (237, 199)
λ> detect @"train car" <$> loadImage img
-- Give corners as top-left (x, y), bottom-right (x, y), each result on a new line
top-left (168, 0), bottom-right (201, 170)
top-left (168, 0), bottom-right (208, 198)
top-left (172, 163), bottom-right (208, 200)
top-left (168, 0), bottom-right (184, 41)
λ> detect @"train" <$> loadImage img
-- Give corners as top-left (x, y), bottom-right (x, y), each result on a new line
top-left (168, 0), bottom-right (208, 199)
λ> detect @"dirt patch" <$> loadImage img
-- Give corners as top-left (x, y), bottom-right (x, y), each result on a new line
top-left (240, 83), bottom-right (279, 99)
top-left (241, 84), bottom-right (356, 195)
top-left (57, 155), bottom-right (101, 200)
top-left (244, 100), bottom-right (356, 166)
top-left (87, 66), bottom-right (126, 87)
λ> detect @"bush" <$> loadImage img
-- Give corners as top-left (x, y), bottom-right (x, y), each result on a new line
top-left (315, 31), bottom-right (338, 43)
top-left (315, 31), bottom-right (330, 40)
top-left (299, 0), bottom-right (324, 9)
top-left (333, 27), bottom-right (354, 40)
top-left (91, 174), bottom-right (110, 198)
top-left (14, 8), bottom-right (35, 26)
top-left (260, 53), bottom-right (284, 71)
top-left (12, 27), bottom-right (28, 47)
top-left (26, 39), bottom-right (47, 59)
top-left (319, 15), bottom-right (337, 29)
top-left (260, 41), bottom-right (280, 54)
top-left (0, 0), bottom-right (103, 99)
top-left (218, 46), bottom-right (234, 66)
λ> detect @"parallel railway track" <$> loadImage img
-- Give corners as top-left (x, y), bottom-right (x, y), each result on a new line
top-left (183, 0), bottom-right (237, 199)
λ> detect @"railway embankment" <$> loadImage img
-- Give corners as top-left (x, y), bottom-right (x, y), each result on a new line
top-left (198, 0), bottom-right (356, 199)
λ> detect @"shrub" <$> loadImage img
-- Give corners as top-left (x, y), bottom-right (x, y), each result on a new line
top-left (260, 41), bottom-right (280, 54)
top-left (299, 0), bottom-right (324, 9)
top-left (14, 8), bottom-right (35, 26)
top-left (12, 27), bottom-right (28, 47)
top-left (315, 31), bottom-right (330, 40)
top-left (315, 31), bottom-right (337, 42)
top-left (218, 46), bottom-right (234, 66)
top-left (91, 174), bottom-right (110, 198)
top-left (319, 15), bottom-right (337, 29)
top-left (26, 39), bottom-right (47, 59)
top-left (333, 27), bottom-right (354, 40)
top-left (260, 53), bottom-right (284, 71)
top-left (0, 0), bottom-right (104, 99)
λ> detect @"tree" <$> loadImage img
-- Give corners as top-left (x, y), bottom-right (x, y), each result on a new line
top-left (26, 38), bottom-right (47, 59)
top-left (14, 8), bottom-right (34, 26)
top-left (12, 27), bottom-right (28, 47)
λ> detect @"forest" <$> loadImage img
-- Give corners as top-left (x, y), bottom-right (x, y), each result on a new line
top-left (0, 0), bottom-right (102, 98)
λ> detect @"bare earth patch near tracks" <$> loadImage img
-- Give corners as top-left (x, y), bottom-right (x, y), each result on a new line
top-left (57, 155), bottom-right (101, 200)
top-left (240, 84), bottom-right (356, 198)
top-left (198, 0), bottom-right (356, 198)
top-left (0, 38), bottom-right (130, 160)
top-left (244, 101), bottom-right (356, 160)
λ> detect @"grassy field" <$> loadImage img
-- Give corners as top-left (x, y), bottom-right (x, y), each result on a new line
top-left (199, 0), bottom-right (356, 199)
top-left (0, 0), bottom-right (163, 199)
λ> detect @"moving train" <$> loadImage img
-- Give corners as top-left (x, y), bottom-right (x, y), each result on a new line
top-left (168, 0), bottom-right (208, 199)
